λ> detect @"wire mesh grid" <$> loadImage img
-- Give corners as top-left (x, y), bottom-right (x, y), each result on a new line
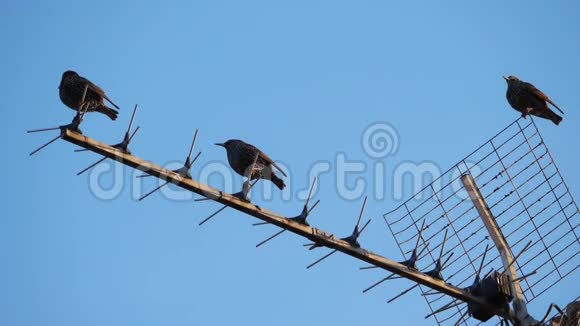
top-left (383, 118), bottom-right (579, 325)
top-left (540, 296), bottom-right (580, 326)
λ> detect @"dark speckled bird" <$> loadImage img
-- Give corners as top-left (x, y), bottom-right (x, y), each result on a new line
top-left (59, 70), bottom-right (120, 120)
top-left (504, 75), bottom-right (564, 125)
top-left (216, 139), bottom-right (287, 190)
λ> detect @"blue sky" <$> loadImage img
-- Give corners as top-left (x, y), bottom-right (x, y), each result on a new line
top-left (1, 1), bottom-right (579, 325)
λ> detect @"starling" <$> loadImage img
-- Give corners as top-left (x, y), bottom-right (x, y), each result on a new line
top-left (59, 70), bottom-right (120, 120)
top-left (216, 139), bottom-right (287, 190)
top-left (504, 75), bottom-right (564, 125)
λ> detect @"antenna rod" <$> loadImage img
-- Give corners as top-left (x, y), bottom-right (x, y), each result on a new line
top-left (425, 300), bottom-right (463, 319)
top-left (415, 219), bottom-right (427, 253)
top-left (127, 105), bottom-right (138, 136)
top-left (356, 196), bottom-right (368, 229)
top-left (199, 206), bottom-right (228, 226)
top-left (306, 249), bottom-right (338, 269)
top-left (77, 157), bottom-right (107, 176)
top-left (29, 134), bottom-right (61, 156)
top-left (139, 181), bottom-right (170, 201)
top-left (256, 229), bottom-right (286, 248)
top-left (362, 274), bottom-right (396, 293)
top-left (477, 244), bottom-right (490, 279)
top-left (304, 177), bottom-right (317, 208)
top-left (27, 126), bottom-right (61, 133)
top-left (511, 270), bottom-right (537, 283)
top-left (440, 229), bottom-right (449, 259)
top-left (503, 240), bottom-right (533, 272)
top-left (388, 284), bottom-right (419, 303)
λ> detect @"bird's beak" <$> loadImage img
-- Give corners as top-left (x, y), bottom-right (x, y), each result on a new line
top-left (215, 143), bottom-right (225, 148)
top-left (503, 76), bottom-right (508, 81)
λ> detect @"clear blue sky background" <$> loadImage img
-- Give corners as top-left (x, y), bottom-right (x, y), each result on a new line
top-left (1, 1), bottom-right (578, 325)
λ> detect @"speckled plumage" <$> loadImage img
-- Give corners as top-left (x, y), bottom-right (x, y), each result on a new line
top-left (217, 139), bottom-right (287, 190)
top-left (59, 70), bottom-right (120, 120)
top-left (504, 76), bottom-right (564, 125)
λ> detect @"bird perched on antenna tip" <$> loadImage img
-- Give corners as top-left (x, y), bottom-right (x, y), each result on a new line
top-left (59, 70), bottom-right (120, 120)
top-left (216, 139), bottom-right (287, 190)
top-left (504, 75), bottom-right (564, 125)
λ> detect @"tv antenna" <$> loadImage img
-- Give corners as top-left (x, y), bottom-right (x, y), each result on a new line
top-left (36, 116), bottom-right (578, 326)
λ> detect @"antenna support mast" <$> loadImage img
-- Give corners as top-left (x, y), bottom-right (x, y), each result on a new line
top-left (462, 174), bottom-right (538, 326)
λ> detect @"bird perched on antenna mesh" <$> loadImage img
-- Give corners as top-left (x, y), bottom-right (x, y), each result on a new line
top-left (504, 76), bottom-right (564, 125)
top-left (59, 70), bottom-right (120, 120)
top-left (216, 139), bottom-right (287, 190)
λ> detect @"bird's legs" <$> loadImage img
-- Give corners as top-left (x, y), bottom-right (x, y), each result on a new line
top-left (61, 84), bottom-right (91, 133)
top-left (521, 107), bottom-right (534, 119)
top-left (232, 152), bottom-right (260, 202)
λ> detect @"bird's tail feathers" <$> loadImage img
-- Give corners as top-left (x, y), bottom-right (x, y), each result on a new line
top-left (98, 105), bottom-right (119, 121)
top-left (271, 174), bottom-right (286, 190)
top-left (534, 109), bottom-right (563, 126)
top-left (550, 112), bottom-right (563, 126)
